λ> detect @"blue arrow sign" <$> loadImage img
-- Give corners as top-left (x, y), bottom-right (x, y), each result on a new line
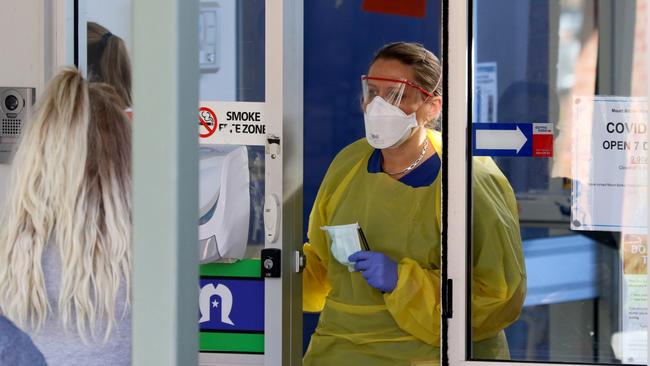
top-left (473, 123), bottom-right (533, 157)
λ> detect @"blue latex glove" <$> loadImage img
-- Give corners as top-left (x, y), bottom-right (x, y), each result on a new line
top-left (348, 251), bottom-right (398, 293)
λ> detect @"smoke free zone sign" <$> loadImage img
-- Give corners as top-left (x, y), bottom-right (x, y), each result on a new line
top-left (199, 260), bottom-right (264, 354)
top-left (199, 101), bottom-right (267, 146)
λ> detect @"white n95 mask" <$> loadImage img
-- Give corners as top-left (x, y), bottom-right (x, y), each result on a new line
top-left (364, 96), bottom-right (418, 149)
top-left (321, 223), bottom-right (362, 272)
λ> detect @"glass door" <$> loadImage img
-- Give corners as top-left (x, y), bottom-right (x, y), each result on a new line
top-left (446, 0), bottom-right (648, 364)
top-left (129, 0), bottom-right (303, 364)
top-left (196, 1), bottom-right (267, 362)
top-left (196, 0), bottom-right (303, 365)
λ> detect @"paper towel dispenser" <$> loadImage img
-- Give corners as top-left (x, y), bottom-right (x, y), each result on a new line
top-left (198, 145), bottom-right (250, 263)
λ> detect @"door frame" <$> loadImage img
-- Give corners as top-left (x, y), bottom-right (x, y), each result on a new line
top-left (445, 0), bottom-right (650, 365)
top-left (131, 0), bottom-right (200, 364)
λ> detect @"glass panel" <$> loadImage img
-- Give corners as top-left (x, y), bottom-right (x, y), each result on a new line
top-left (196, 0), bottom-right (266, 356)
top-left (471, 0), bottom-right (647, 363)
top-left (199, 0), bottom-right (265, 102)
top-left (302, 0), bottom-right (443, 362)
top-left (86, 0), bottom-right (133, 107)
top-left (198, 0), bottom-right (266, 263)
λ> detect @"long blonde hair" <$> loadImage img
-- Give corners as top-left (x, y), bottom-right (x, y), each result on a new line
top-left (0, 68), bottom-right (132, 341)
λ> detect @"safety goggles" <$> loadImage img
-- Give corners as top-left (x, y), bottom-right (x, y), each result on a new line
top-left (361, 76), bottom-right (434, 108)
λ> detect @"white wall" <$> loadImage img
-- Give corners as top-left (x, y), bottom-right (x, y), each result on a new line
top-left (1, 1), bottom-right (46, 93)
top-left (199, 0), bottom-right (237, 101)
top-left (0, 0), bottom-right (50, 206)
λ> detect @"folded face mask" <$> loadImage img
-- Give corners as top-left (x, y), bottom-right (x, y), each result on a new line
top-left (321, 223), bottom-right (362, 272)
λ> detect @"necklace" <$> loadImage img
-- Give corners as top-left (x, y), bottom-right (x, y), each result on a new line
top-left (383, 139), bottom-right (429, 176)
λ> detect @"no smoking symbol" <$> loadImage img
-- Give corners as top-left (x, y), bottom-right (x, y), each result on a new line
top-left (199, 107), bottom-right (218, 138)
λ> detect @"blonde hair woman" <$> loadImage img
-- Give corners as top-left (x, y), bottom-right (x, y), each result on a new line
top-left (0, 68), bottom-right (132, 366)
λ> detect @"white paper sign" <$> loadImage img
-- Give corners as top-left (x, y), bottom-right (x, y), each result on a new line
top-left (571, 96), bottom-right (648, 232)
top-left (474, 62), bottom-right (498, 123)
top-left (199, 101), bottom-right (266, 146)
top-left (618, 233), bottom-right (648, 363)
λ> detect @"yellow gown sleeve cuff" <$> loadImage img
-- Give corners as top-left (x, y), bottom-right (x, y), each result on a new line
top-left (383, 257), bottom-right (441, 345)
top-left (303, 243), bottom-right (331, 312)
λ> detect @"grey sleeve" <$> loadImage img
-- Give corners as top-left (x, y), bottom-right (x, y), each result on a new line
top-left (0, 316), bottom-right (47, 366)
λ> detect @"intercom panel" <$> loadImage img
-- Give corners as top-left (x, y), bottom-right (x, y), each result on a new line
top-left (0, 87), bottom-right (35, 163)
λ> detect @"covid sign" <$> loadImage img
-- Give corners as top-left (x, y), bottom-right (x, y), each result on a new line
top-left (571, 96), bottom-right (648, 232)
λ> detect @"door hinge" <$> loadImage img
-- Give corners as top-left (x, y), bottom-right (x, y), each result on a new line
top-left (294, 250), bottom-right (306, 273)
top-left (442, 279), bottom-right (453, 318)
top-left (266, 134), bottom-right (281, 159)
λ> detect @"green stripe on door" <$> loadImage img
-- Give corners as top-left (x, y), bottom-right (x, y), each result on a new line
top-left (200, 259), bottom-right (261, 278)
top-left (200, 332), bottom-right (264, 353)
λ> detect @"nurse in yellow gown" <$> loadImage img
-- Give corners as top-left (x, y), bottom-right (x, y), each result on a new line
top-left (302, 42), bottom-right (526, 366)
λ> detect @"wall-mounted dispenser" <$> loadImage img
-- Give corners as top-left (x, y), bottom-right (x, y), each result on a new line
top-left (199, 1), bottom-right (221, 73)
top-left (198, 145), bottom-right (250, 263)
top-left (0, 87), bottom-right (35, 164)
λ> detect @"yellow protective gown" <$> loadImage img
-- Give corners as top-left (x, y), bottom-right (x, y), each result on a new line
top-left (303, 129), bottom-right (526, 365)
